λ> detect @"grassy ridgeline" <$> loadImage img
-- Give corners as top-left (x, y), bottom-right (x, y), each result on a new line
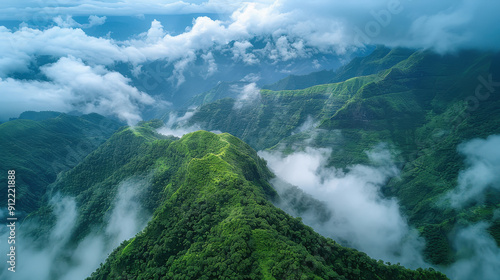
top-left (53, 125), bottom-right (447, 280)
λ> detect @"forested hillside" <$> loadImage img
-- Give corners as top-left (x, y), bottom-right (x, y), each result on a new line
top-left (1, 2), bottom-right (498, 279)
top-left (9, 120), bottom-right (445, 279)
top-left (0, 112), bottom-right (121, 213)
top-left (183, 48), bottom-right (500, 266)
top-left (80, 126), bottom-right (446, 280)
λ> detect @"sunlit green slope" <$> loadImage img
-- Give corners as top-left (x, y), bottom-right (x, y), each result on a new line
top-left (78, 127), bottom-right (445, 280)
top-left (186, 49), bottom-right (500, 265)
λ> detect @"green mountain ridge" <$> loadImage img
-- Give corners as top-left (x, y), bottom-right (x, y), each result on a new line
top-left (76, 127), bottom-right (445, 279)
top-left (188, 81), bottom-right (252, 107)
top-left (188, 46), bottom-right (410, 108)
top-left (260, 46), bottom-right (414, 92)
top-left (17, 120), bottom-right (446, 279)
top-left (262, 69), bottom-right (336, 92)
top-left (4, 46), bottom-right (499, 279)
top-left (188, 74), bottom-right (377, 151)
top-left (184, 48), bottom-right (500, 266)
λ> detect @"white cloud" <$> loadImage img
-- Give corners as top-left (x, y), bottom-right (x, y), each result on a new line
top-left (293, 115), bottom-right (319, 135)
top-left (87, 15), bottom-right (107, 27)
top-left (2, 1), bottom-right (494, 78)
top-left (0, 77), bottom-right (72, 119)
top-left (53, 15), bottom-right (107, 28)
top-left (232, 41), bottom-right (259, 65)
top-left (312, 59), bottom-right (321, 69)
top-left (0, 0), bottom-right (252, 20)
top-left (144, 19), bottom-right (165, 43)
top-left (260, 144), bottom-right (429, 268)
top-left (53, 15), bottom-right (81, 28)
top-left (201, 51), bottom-right (218, 78)
top-left (0, 26), bottom-right (125, 77)
top-left (0, 179), bottom-right (151, 280)
top-left (402, 0), bottom-right (499, 53)
top-left (275, 36), bottom-right (300, 61)
top-left (157, 108), bottom-right (223, 137)
top-left (0, 56), bottom-right (155, 125)
top-left (444, 135), bottom-right (500, 208)
top-left (157, 109), bottom-right (201, 138)
top-left (240, 73), bottom-right (260, 83)
top-left (1, 0), bottom-right (498, 59)
top-left (168, 51), bottom-right (196, 87)
top-left (0, 0), bottom-right (498, 121)
top-left (233, 82), bottom-right (261, 109)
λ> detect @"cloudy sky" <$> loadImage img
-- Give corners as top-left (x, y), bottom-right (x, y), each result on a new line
top-left (0, 0), bottom-right (498, 123)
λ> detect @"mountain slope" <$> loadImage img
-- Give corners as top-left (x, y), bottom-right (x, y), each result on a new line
top-left (86, 129), bottom-right (446, 280)
top-left (263, 69), bottom-right (335, 91)
top-left (188, 47), bottom-right (405, 107)
top-left (188, 81), bottom-right (251, 107)
top-left (329, 46), bottom-right (414, 84)
top-left (184, 49), bottom-right (500, 266)
top-left (189, 75), bottom-right (377, 151)
top-left (261, 46), bottom-right (413, 91)
top-left (0, 112), bottom-right (121, 213)
top-left (27, 120), bottom-right (172, 243)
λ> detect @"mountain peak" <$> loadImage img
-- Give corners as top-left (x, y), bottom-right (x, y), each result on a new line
top-left (86, 127), bottom-right (447, 280)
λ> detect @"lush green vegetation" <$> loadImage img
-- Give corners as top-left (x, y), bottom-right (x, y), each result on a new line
top-left (0, 112), bottom-right (121, 213)
top-left (188, 48), bottom-right (500, 265)
top-left (189, 75), bottom-right (376, 151)
top-left (8, 46), bottom-right (499, 277)
top-left (18, 118), bottom-right (444, 278)
top-left (263, 69), bottom-right (336, 91)
top-left (26, 121), bottom-right (176, 243)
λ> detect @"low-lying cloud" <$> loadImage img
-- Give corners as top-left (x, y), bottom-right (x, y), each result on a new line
top-left (260, 144), bottom-right (428, 268)
top-left (157, 109), bottom-right (202, 138)
top-left (263, 133), bottom-right (500, 278)
top-left (445, 222), bottom-right (500, 280)
top-left (292, 115), bottom-right (319, 135)
top-left (0, 179), bottom-right (150, 280)
top-left (1, 1), bottom-right (497, 81)
top-left (445, 134), bottom-right (500, 208)
top-left (437, 135), bottom-right (500, 280)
